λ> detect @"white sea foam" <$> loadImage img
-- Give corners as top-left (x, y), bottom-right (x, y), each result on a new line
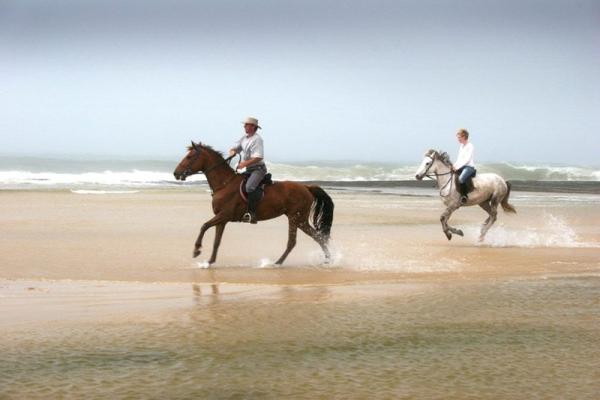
top-left (0, 170), bottom-right (193, 187)
top-left (1, 159), bottom-right (599, 189)
top-left (266, 162), bottom-right (419, 181)
top-left (489, 163), bottom-right (600, 181)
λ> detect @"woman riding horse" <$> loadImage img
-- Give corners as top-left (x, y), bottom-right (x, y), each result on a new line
top-left (415, 149), bottom-right (516, 242)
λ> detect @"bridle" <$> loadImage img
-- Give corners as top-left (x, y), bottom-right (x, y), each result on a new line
top-left (181, 147), bottom-right (204, 179)
top-left (181, 145), bottom-right (241, 193)
top-left (182, 146), bottom-right (238, 177)
top-left (421, 154), bottom-right (455, 197)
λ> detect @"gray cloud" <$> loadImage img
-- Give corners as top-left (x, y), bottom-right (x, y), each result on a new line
top-left (1, 0), bottom-right (599, 164)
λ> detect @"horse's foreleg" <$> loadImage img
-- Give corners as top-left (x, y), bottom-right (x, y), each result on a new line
top-left (275, 220), bottom-right (297, 265)
top-left (478, 199), bottom-right (498, 242)
top-left (440, 206), bottom-right (462, 240)
top-left (208, 222), bottom-right (227, 264)
top-left (193, 214), bottom-right (225, 258)
top-left (299, 222), bottom-right (331, 263)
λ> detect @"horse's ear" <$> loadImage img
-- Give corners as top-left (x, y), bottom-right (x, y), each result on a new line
top-left (191, 141), bottom-right (199, 151)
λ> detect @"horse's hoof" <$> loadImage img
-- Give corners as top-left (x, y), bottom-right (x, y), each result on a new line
top-left (445, 232), bottom-right (452, 241)
top-left (456, 229), bottom-right (464, 237)
top-left (193, 249), bottom-right (201, 258)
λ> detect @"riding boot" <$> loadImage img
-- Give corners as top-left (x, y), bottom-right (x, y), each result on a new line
top-left (243, 189), bottom-right (261, 224)
top-left (459, 183), bottom-right (468, 204)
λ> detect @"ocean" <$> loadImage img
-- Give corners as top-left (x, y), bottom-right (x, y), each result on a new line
top-left (1, 155), bottom-right (599, 193)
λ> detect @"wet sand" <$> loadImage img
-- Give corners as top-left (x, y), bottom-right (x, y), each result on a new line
top-left (1, 189), bottom-right (600, 398)
top-left (1, 189), bottom-right (599, 283)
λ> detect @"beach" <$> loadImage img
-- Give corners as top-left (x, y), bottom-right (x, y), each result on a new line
top-left (4, 0), bottom-right (600, 395)
top-left (1, 187), bottom-right (600, 398)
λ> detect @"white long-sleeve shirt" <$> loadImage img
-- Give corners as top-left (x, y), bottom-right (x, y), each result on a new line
top-left (453, 142), bottom-right (475, 170)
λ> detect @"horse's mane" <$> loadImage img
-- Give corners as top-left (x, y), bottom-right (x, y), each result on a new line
top-left (187, 142), bottom-right (225, 160)
top-left (425, 149), bottom-right (452, 166)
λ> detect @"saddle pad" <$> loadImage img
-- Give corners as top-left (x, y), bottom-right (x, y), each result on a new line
top-left (239, 173), bottom-right (273, 202)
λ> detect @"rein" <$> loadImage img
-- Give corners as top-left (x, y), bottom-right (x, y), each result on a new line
top-left (422, 156), bottom-right (455, 197)
top-left (201, 150), bottom-right (242, 194)
top-left (183, 149), bottom-right (237, 178)
top-left (181, 148), bottom-right (242, 194)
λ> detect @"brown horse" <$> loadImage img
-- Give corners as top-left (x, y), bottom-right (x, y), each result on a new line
top-left (173, 141), bottom-right (334, 265)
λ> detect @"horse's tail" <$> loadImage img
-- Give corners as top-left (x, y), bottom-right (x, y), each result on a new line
top-left (308, 186), bottom-right (334, 241)
top-left (501, 181), bottom-right (517, 213)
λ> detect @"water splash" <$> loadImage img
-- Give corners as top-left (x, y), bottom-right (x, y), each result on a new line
top-left (474, 213), bottom-right (597, 248)
top-left (309, 241), bottom-right (462, 273)
top-left (257, 258), bottom-right (276, 268)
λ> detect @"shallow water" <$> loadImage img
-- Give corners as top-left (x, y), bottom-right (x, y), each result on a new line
top-left (2, 277), bottom-right (599, 399)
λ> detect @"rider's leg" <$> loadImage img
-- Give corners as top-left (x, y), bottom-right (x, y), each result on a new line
top-left (458, 166), bottom-right (475, 204)
top-left (243, 167), bottom-right (266, 224)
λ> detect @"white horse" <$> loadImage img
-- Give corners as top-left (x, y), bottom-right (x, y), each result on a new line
top-left (415, 149), bottom-right (516, 241)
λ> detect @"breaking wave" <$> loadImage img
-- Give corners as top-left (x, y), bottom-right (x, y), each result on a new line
top-left (0, 156), bottom-right (598, 189)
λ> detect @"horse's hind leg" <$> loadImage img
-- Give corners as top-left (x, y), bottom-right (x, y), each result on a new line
top-left (440, 205), bottom-right (462, 240)
top-left (298, 222), bottom-right (331, 263)
top-left (208, 222), bottom-right (227, 264)
top-left (478, 198), bottom-right (498, 241)
top-left (275, 219), bottom-right (297, 265)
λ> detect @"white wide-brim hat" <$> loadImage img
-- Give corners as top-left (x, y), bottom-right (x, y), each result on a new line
top-left (242, 117), bottom-right (261, 129)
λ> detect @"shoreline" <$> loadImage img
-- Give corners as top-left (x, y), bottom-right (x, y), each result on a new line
top-left (306, 180), bottom-right (600, 194)
top-left (2, 179), bottom-right (600, 194)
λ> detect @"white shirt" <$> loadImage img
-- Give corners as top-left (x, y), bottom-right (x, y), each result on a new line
top-left (233, 133), bottom-right (265, 167)
top-left (453, 142), bottom-right (475, 170)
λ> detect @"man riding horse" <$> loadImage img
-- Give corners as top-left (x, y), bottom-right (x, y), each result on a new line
top-left (229, 116), bottom-right (267, 224)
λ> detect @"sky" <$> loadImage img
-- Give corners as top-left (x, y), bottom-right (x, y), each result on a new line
top-left (1, 0), bottom-right (599, 165)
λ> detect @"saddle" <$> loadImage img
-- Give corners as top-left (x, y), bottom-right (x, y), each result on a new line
top-left (239, 173), bottom-right (273, 202)
top-left (457, 169), bottom-right (477, 194)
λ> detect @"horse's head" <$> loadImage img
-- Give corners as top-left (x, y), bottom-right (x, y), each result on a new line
top-left (173, 141), bottom-right (209, 181)
top-left (415, 149), bottom-right (451, 180)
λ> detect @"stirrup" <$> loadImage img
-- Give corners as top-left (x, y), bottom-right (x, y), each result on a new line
top-left (242, 212), bottom-right (257, 224)
top-left (460, 195), bottom-right (468, 204)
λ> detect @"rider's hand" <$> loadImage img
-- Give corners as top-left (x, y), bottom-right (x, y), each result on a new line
top-left (228, 150), bottom-right (236, 157)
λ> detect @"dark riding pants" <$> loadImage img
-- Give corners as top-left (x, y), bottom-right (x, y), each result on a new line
top-left (245, 165), bottom-right (267, 193)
